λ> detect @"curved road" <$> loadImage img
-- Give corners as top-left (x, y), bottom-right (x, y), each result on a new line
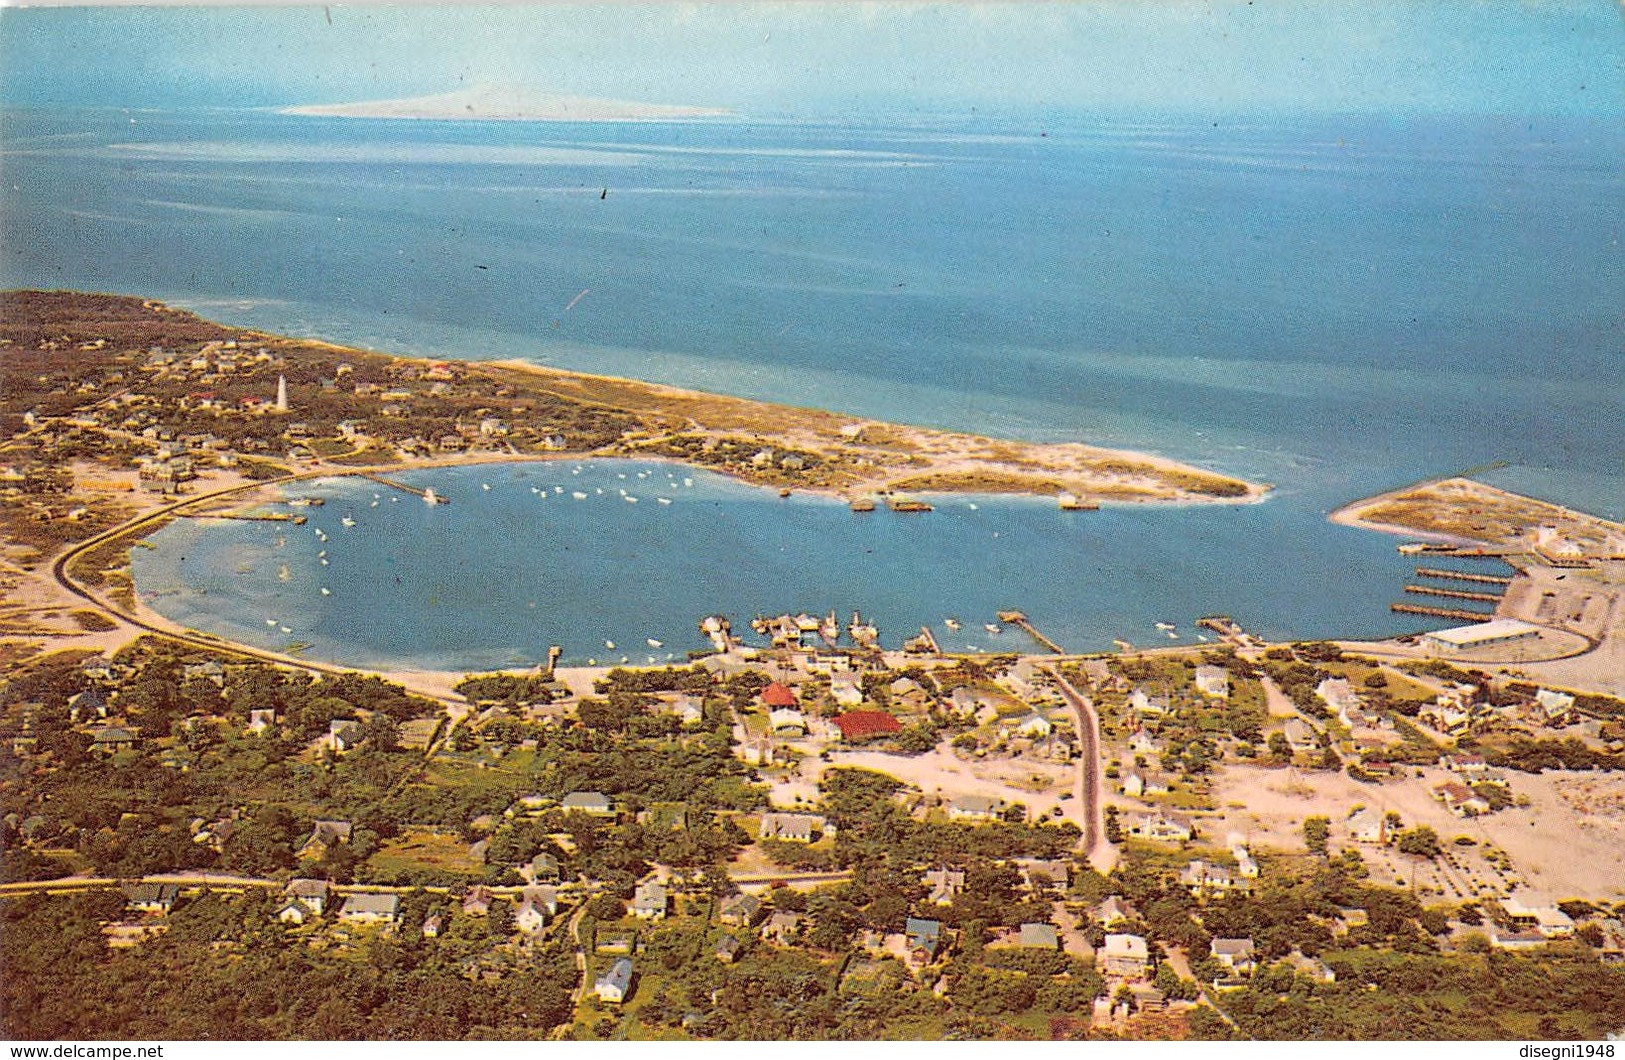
top-left (1045, 666), bottom-right (1114, 871)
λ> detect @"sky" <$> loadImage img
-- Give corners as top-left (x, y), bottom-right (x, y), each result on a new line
top-left (0, 1), bottom-right (1620, 118)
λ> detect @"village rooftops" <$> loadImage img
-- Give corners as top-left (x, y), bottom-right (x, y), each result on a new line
top-left (758, 812), bottom-right (826, 843)
top-left (561, 791), bottom-right (614, 815)
top-left (833, 711), bottom-right (902, 741)
top-left (1018, 923), bottom-right (1060, 949)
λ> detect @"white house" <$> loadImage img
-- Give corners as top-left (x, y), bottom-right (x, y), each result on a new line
top-left (1194, 666), bottom-right (1230, 699)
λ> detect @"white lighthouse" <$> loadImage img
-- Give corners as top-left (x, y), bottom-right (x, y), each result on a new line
top-left (275, 374), bottom-right (288, 412)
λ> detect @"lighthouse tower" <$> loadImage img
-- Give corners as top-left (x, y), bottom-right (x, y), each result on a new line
top-left (275, 375), bottom-right (288, 412)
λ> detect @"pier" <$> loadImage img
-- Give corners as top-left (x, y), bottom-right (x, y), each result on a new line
top-left (1415, 567), bottom-right (1513, 586)
top-left (1404, 584), bottom-right (1504, 603)
top-left (996, 610), bottom-right (1065, 654)
top-left (359, 472), bottom-right (448, 503)
top-left (1391, 602), bottom-right (1496, 622)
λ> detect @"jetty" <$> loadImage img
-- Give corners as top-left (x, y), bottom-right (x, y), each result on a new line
top-left (1404, 584), bottom-right (1503, 604)
top-left (1391, 602), bottom-right (1496, 622)
top-left (1415, 567), bottom-right (1513, 586)
top-left (359, 472), bottom-right (448, 503)
top-left (885, 496), bottom-right (933, 513)
top-left (903, 625), bottom-right (940, 655)
top-left (178, 511), bottom-right (307, 525)
top-left (997, 610), bottom-right (1064, 654)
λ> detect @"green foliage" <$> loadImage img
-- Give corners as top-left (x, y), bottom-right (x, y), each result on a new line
top-left (1303, 816), bottom-right (1330, 855)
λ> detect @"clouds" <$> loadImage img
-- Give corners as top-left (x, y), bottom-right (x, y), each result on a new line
top-left (1, 1), bottom-right (1618, 117)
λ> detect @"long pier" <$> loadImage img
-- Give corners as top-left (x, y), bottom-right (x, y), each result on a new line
top-left (1415, 567), bottom-right (1513, 586)
top-left (359, 472), bottom-right (447, 503)
top-left (1391, 602), bottom-right (1496, 622)
top-left (997, 610), bottom-right (1065, 654)
top-left (1404, 584), bottom-right (1503, 603)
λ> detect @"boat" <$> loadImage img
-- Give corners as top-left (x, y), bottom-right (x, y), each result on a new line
top-left (554, 486), bottom-right (563, 494)
top-left (320, 587), bottom-right (331, 596)
top-left (482, 483), bottom-right (491, 491)
top-left (886, 496), bottom-right (933, 512)
top-left (341, 516), bottom-right (356, 528)
top-left (849, 497), bottom-right (876, 512)
top-left (646, 638), bottom-right (663, 649)
top-left (1166, 630), bottom-right (1180, 639)
top-left (1057, 492), bottom-right (1099, 511)
top-left (848, 610), bottom-right (879, 647)
top-left (605, 640), bottom-right (616, 650)
top-left (278, 564), bottom-right (290, 582)
top-left (531, 486), bottom-right (540, 493)
top-left (819, 610), bottom-right (840, 646)
top-left (572, 491), bottom-right (588, 500)
top-left (984, 623), bottom-right (1002, 634)
top-left (967, 503), bottom-right (978, 511)
top-left (944, 618), bottom-right (962, 631)
top-left (683, 478), bottom-right (693, 487)
top-left (778, 487), bottom-right (792, 498)
top-left (1154, 622), bottom-right (1176, 631)
top-left (625, 495), bottom-right (638, 503)
top-left (369, 500), bottom-right (378, 507)
top-left (279, 625), bottom-right (292, 634)
top-left (422, 488), bottom-right (440, 505)
top-left (319, 558), bottom-right (328, 565)
top-left (657, 497), bottom-right (672, 505)
top-left (266, 619), bottom-right (278, 627)
top-left (318, 550), bottom-right (326, 557)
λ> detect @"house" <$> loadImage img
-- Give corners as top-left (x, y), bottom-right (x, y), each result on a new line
top-left (759, 812), bottom-right (827, 844)
top-left (715, 935), bottom-right (742, 963)
top-left (1012, 712), bottom-right (1053, 739)
top-left (247, 708), bottom-right (278, 734)
top-left (421, 914), bottom-right (443, 939)
top-left (68, 688), bottom-right (109, 721)
top-left (528, 852), bottom-right (561, 883)
top-left (298, 819), bottom-right (353, 859)
top-left (1120, 770), bottom-right (1145, 797)
top-left (1345, 807), bottom-right (1388, 845)
top-left (462, 886), bottom-right (496, 917)
top-left (595, 958), bottom-right (635, 1003)
top-left (1533, 688), bottom-right (1576, 725)
top-left (596, 934), bottom-right (634, 955)
top-left (1334, 907), bottom-right (1369, 935)
top-left (1283, 718), bottom-right (1319, 754)
top-left (326, 718), bottom-right (362, 753)
top-left (285, 878), bottom-right (331, 916)
top-left (1098, 896), bottom-right (1133, 929)
top-left (1433, 781), bottom-right (1491, 817)
top-left (1440, 753), bottom-right (1488, 775)
top-left (1125, 810), bottom-right (1194, 842)
top-left (1128, 730), bottom-right (1162, 756)
top-left (1489, 926), bottom-right (1549, 951)
top-left (1194, 665), bottom-right (1231, 699)
top-left (666, 694), bottom-right (705, 726)
top-left (889, 677), bottom-right (931, 709)
top-left (904, 917), bottom-right (943, 963)
top-left (829, 676), bottom-right (865, 707)
top-left (1316, 677), bottom-right (1361, 723)
top-left (764, 911), bottom-right (803, 946)
top-left (515, 888), bottom-right (555, 934)
top-left (561, 791), bottom-right (615, 817)
top-left (923, 867), bottom-right (967, 905)
top-left (277, 899), bottom-right (315, 925)
top-left (124, 883), bottom-right (179, 915)
top-left (633, 880), bottom-right (668, 920)
top-left (338, 893), bottom-right (400, 924)
top-left (1141, 772), bottom-right (1173, 796)
top-left (948, 795), bottom-right (1007, 823)
top-left (90, 727), bottom-right (138, 754)
top-left (1018, 923), bottom-right (1060, 950)
top-left (183, 660), bottom-right (225, 685)
top-left (1129, 689), bottom-right (1170, 719)
top-left (1181, 860), bottom-right (1250, 897)
top-left (761, 682), bottom-right (798, 709)
top-left (769, 708), bottom-right (808, 736)
top-left (719, 893), bottom-right (763, 927)
top-left (1503, 894), bottom-right (1575, 939)
top-left (1024, 859), bottom-right (1071, 891)
top-left (1210, 937), bottom-right (1257, 974)
top-left (1284, 950), bottom-right (1336, 982)
top-left (1100, 933), bottom-right (1149, 977)
top-left (834, 711), bottom-right (902, 742)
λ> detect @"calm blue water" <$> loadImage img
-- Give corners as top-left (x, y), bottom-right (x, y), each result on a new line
top-left (7, 107), bottom-right (1621, 666)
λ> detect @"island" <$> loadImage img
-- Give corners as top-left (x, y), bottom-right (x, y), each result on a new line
top-left (284, 84), bottom-right (735, 122)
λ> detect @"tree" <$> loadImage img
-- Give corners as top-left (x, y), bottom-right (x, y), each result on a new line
top-left (1396, 826), bottom-right (1441, 860)
top-left (1268, 732), bottom-right (1291, 762)
top-left (1302, 816), bottom-right (1329, 856)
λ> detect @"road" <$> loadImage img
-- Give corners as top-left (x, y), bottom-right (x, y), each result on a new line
top-left (1045, 665), bottom-right (1114, 872)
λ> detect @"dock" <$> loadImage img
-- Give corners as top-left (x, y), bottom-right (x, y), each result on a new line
top-left (1414, 567), bottom-right (1513, 586)
top-left (996, 610), bottom-right (1064, 654)
top-left (359, 472), bottom-right (448, 503)
top-left (1391, 602), bottom-right (1496, 622)
top-left (1404, 584), bottom-right (1503, 604)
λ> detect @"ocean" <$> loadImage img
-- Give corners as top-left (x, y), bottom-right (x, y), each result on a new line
top-left (5, 106), bottom-right (1620, 666)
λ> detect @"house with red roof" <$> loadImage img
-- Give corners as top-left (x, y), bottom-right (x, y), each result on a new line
top-left (834, 711), bottom-right (902, 742)
top-left (761, 682), bottom-right (798, 709)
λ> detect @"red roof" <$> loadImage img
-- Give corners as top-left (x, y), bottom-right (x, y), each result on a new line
top-left (834, 711), bottom-right (902, 741)
top-left (761, 682), bottom-right (798, 708)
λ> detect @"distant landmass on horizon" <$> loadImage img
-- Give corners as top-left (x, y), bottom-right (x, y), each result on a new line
top-left (284, 83), bottom-right (734, 122)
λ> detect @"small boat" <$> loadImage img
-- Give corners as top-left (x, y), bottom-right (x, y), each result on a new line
top-left (588, 658), bottom-right (597, 666)
top-left (596, 488), bottom-right (604, 495)
top-left (278, 564), bottom-right (290, 582)
top-left (984, 623), bottom-right (1002, 634)
top-left (320, 587), bottom-right (331, 596)
top-left (482, 483), bottom-right (491, 491)
top-left (617, 473), bottom-right (626, 480)
top-left (279, 625), bottom-right (292, 634)
top-left (390, 496), bottom-right (398, 502)
top-left (319, 558), bottom-right (328, 566)
top-left (1166, 630), bottom-right (1180, 639)
top-left (625, 495), bottom-right (638, 503)
top-left (318, 550), bottom-right (326, 558)
top-left (968, 503), bottom-right (978, 510)
top-left (531, 486), bottom-right (540, 494)
top-left (605, 640), bottom-right (616, 649)
top-left (646, 638), bottom-right (663, 649)
top-left (572, 467), bottom-right (581, 474)
top-left (1154, 622), bottom-right (1176, 631)
top-left (554, 486), bottom-right (563, 494)
top-left (657, 497), bottom-right (672, 505)
top-left (266, 619), bottom-right (278, 626)
top-left (944, 618), bottom-right (962, 631)
top-left (572, 491), bottom-right (588, 500)
top-left (341, 516), bottom-right (356, 528)
top-left (683, 478), bottom-right (693, 487)
top-left (369, 500), bottom-right (378, 507)
top-left (637, 471), bottom-right (649, 479)
top-left (422, 488), bottom-right (440, 505)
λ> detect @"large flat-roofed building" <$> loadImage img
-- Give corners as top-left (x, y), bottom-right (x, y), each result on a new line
top-left (1422, 618), bottom-right (1540, 654)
